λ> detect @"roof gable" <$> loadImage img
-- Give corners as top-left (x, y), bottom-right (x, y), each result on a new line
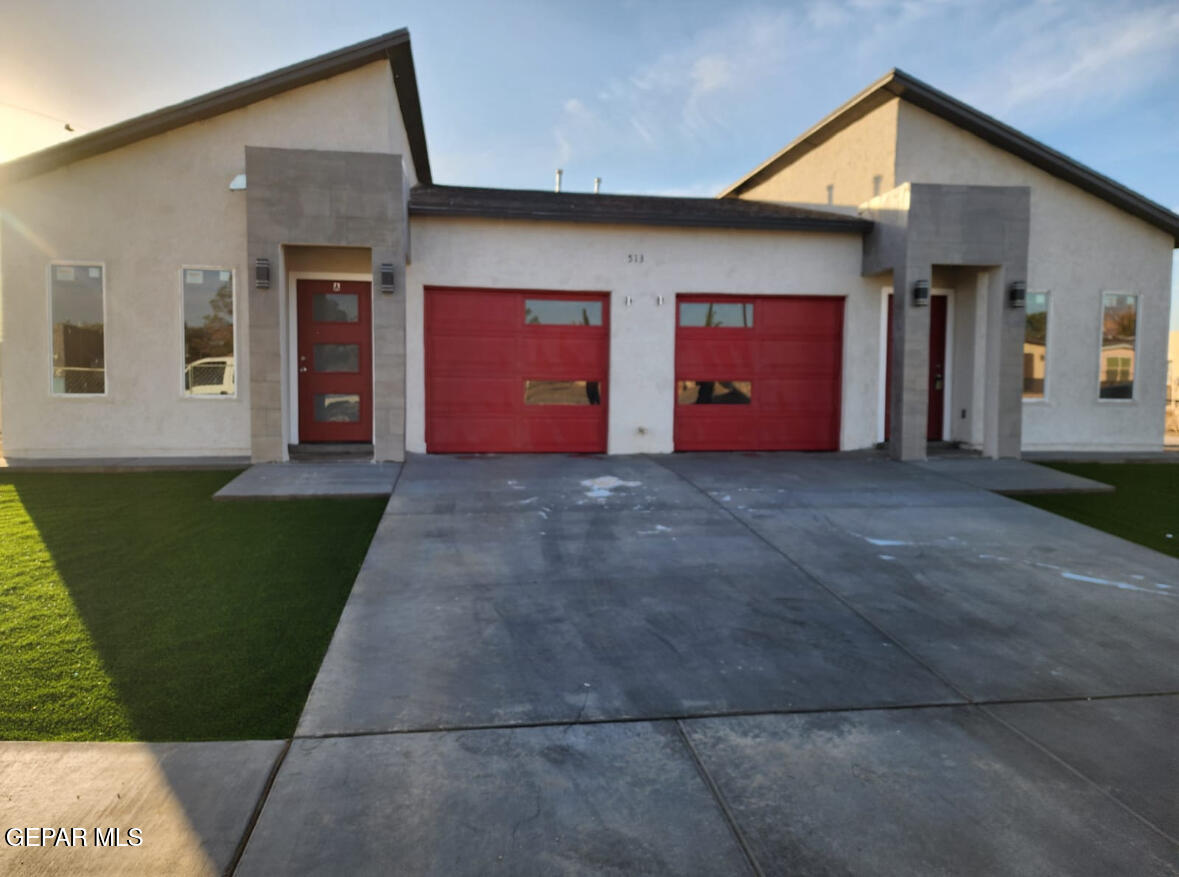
top-left (0, 29), bottom-right (430, 186)
top-left (722, 69), bottom-right (1179, 243)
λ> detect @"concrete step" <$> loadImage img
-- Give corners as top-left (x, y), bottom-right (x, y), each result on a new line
top-left (288, 443), bottom-right (373, 462)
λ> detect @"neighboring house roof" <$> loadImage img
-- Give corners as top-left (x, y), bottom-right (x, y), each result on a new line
top-left (0, 29), bottom-right (431, 186)
top-left (409, 184), bottom-right (871, 233)
top-left (720, 69), bottom-right (1179, 244)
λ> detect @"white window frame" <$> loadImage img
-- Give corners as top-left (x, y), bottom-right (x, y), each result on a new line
top-left (179, 266), bottom-right (239, 400)
top-left (1097, 290), bottom-right (1140, 403)
top-left (1021, 290), bottom-right (1051, 404)
top-left (47, 260), bottom-right (108, 398)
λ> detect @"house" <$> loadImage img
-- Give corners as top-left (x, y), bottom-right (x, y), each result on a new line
top-left (1, 29), bottom-right (1175, 464)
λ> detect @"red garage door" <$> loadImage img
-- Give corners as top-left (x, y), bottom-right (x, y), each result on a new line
top-left (675, 295), bottom-right (843, 451)
top-left (425, 287), bottom-right (608, 453)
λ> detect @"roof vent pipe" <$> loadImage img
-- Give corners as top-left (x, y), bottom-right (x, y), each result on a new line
top-left (555, 168), bottom-right (563, 193)
top-left (594, 177), bottom-right (601, 194)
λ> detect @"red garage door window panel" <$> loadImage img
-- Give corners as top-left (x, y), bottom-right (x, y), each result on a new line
top-left (675, 295), bottom-right (843, 451)
top-left (425, 287), bottom-right (609, 453)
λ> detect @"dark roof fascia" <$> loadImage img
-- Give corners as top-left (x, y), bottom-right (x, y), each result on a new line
top-left (723, 69), bottom-right (1179, 243)
top-left (0, 29), bottom-right (431, 186)
top-left (409, 186), bottom-right (872, 234)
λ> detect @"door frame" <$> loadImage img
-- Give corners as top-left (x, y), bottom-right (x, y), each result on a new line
top-left (287, 270), bottom-right (375, 445)
top-left (877, 287), bottom-right (954, 444)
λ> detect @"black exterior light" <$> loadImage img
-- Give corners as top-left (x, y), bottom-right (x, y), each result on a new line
top-left (380, 263), bottom-right (396, 294)
top-left (912, 279), bottom-right (930, 307)
top-left (254, 258), bottom-right (271, 290)
top-left (1008, 280), bottom-right (1027, 308)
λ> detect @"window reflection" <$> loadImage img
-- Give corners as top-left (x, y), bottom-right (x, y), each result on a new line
top-left (1022, 291), bottom-right (1048, 399)
top-left (524, 380), bottom-right (602, 405)
top-left (51, 264), bottom-right (105, 394)
top-left (314, 394), bottom-right (360, 422)
top-left (677, 381), bottom-right (752, 404)
top-left (183, 269), bottom-right (234, 396)
top-left (679, 302), bottom-right (753, 328)
top-left (314, 343), bottom-right (360, 373)
top-left (1100, 293), bottom-right (1136, 399)
top-left (524, 300), bottom-right (602, 326)
top-left (312, 293), bottom-right (359, 322)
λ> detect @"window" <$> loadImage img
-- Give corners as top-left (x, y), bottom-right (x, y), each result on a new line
top-left (1022, 291), bottom-right (1048, 399)
top-left (677, 381), bottom-right (752, 405)
top-left (314, 394), bottom-right (360, 422)
top-left (679, 302), bottom-right (753, 328)
top-left (524, 380), bottom-right (601, 405)
top-left (312, 293), bottom-right (359, 322)
top-left (50, 263), bottom-right (105, 394)
top-left (182, 268), bottom-right (235, 396)
top-left (524, 299), bottom-right (602, 326)
top-left (1099, 293), bottom-right (1137, 399)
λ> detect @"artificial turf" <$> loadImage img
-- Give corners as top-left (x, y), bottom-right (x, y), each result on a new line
top-left (0, 470), bottom-right (385, 741)
top-left (1016, 462), bottom-right (1179, 559)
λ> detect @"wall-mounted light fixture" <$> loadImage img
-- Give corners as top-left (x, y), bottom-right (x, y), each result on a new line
top-left (254, 258), bottom-right (271, 290)
top-left (379, 263), bottom-right (396, 294)
top-left (1008, 280), bottom-right (1026, 309)
top-left (912, 279), bottom-right (930, 307)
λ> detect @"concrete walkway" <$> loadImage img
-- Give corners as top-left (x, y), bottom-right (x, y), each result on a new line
top-left (5, 453), bottom-right (1178, 875)
top-left (213, 461), bottom-right (400, 500)
top-left (914, 455), bottom-right (1114, 493)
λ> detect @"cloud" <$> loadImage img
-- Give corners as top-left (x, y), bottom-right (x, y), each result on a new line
top-left (962, 3), bottom-right (1179, 119)
top-left (549, 7), bottom-right (794, 167)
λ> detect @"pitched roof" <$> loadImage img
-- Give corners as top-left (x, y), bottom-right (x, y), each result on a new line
top-left (409, 184), bottom-right (871, 233)
top-left (0, 29), bottom-right (431, 185)
top-left (720, 69), bottom-right (1179, 243)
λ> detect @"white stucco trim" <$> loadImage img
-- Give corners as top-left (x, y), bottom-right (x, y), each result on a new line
top-left (46, 260), bottom-right (108, 399)
top-left (286, 270), bottom-right (374, 447)
top-left (1095, 289), bottom-right (1141, 404)
top-left (177, 266), bottom-right (239, 401)
top-left (875, 286), bottom-right (954, 443)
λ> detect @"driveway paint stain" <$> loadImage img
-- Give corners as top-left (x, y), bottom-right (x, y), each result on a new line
top-left (580, 476), bottom-right (641, 498)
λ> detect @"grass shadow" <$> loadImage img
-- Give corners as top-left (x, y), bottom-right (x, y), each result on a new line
top-left (0, 469), bottom-right (385, 741)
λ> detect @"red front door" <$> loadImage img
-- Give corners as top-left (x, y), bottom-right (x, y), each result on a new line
top-left (297, 279), bottom-right (372, 443)
top-left (885, 293), bottom-right (948, 441)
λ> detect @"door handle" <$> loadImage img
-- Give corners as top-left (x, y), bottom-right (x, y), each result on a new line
top-left (299, 367), bottom-right (308, 373)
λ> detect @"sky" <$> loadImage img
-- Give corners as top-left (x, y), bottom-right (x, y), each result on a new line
top-left (2, 0), bottom-right (1177, 324)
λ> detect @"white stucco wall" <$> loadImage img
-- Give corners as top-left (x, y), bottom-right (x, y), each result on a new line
top-left (896, 102), bottom-right (1175, 452)
top-left (736, 98), bottom-right (899, 209)
top-left (0, 60), bottom-right (412, 458)
top-left (405, 217), bottom-right (880, 454)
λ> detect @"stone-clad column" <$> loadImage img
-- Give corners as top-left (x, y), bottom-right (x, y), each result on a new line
top-left (888, 259), bottom-right (932, 461)
top-left (371, 248), bottom-right (406, 462)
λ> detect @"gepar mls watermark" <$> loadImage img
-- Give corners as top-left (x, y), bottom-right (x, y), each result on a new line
top-left (5, 827), bottom-right (143, 848)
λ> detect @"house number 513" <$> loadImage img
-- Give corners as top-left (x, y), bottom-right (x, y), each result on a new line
top-left (627, 253), bottom-right (645, 263)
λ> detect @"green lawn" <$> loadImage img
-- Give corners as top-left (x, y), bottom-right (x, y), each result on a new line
top-left (1016, 462), bottom-right (1179, 559)
top-left (0, 470), bottom-right (385, 742)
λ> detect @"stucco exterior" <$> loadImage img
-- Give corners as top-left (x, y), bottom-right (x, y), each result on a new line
top-left (2, 35), bottom-right (1174, 463)
top-left (737, 98), bottom-right (899, 209)
top-left (894, 101), bottom-right (1173, 451)
top-left (404, 217), bottom-right (880, 455)
top-left (0, 60), bottom-right (413, 459)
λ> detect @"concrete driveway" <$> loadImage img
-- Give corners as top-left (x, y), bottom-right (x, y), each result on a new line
top-left (235, 453), bottom-right (1179, 875)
